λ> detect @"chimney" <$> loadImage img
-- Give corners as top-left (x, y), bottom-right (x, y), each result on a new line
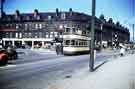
top-left (15, 10), bottom-right (20, 16)
top-left (69, 8), bottom-right (73, 16)
top-left (56, 8), bottom-right (59, 16)
top-left (34, 9), bottom-right (38, 17)
top-left (15, 10), bottom-right (20, 19)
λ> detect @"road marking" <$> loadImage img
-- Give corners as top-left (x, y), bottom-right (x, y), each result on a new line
top-left (0, 64), bottom-right (16, 69)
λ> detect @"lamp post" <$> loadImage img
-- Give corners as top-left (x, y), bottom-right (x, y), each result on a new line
top-left (133, 24), bottom-right (134, 42)
top-left (59, 24), bottom-right (64, 54)
top-left (100, 23), bottom-right (103, 49)
top-left (0, 0), bottom-right (5, 47)
top-left (0, 0), bottom-right (5, 18)
top-left (89, 0), bottom-right (96, 72)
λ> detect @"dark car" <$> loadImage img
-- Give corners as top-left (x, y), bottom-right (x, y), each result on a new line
top-left (6, 46), bottom-right (18, 60)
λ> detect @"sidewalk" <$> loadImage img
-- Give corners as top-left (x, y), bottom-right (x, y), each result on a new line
top-left (48, 54), bottom-right (135, 89)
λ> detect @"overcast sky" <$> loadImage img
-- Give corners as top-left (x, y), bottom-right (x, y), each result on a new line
top-left (3, 0), bottom-right (135, 39)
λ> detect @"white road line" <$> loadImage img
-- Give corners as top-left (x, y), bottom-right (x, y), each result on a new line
top-left (0, 64), bottom-right (17, 69)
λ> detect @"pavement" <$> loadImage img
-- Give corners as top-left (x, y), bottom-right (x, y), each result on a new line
top-left (47, 53), bottom-right (135, 89)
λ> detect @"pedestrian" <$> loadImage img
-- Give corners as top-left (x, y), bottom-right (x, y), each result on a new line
top-left (120, 46), bottom-right (125, 56)
top-left (56, 45), bottom-right (60, 55)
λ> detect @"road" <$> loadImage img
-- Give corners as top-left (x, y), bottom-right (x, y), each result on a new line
top-left (0, 49), bottom-right (117, 89)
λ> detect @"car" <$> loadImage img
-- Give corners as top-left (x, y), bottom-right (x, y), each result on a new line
top-left (6, 46), bottom-right (18, 60)
top-left (0, 48), bottom-right (8, 66)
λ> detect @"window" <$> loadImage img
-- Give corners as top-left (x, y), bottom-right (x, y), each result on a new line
top-left (19, 33), bottom-right (22, 38)
top-left (26, 16), bottom-right (30, 20)
top-left (72, 28), bottom-right (76, 33)
top-left (42, 23), bottom-right (46, 28)
top-left (54, 32), bottom-right (58, 37)
top-left (50, 32), bottom-right (54, 38)
top-left (23, 33), bottom-right (28, 38)
top-left (65, 40), bottom-right (70, 45)
top-left (48, 16), bottom-right (52, 20)
top-left (65, 28), bottom-right (70, 33)
top-left (5, 32), bottom-right (9, 38)
top-left (71, 40), bottom-right (75, 46)
top-left (46, 32), bottom-right (49, 38)
top-left (61, 13), bottom-right (66, 19)
top-left (35, 24), bottom-right (38, 29)
top-left (16, 24), bottom-right (19, 29)
top-left (28, 33), bottom-right (32, 38)
top-left (75, 40), bottom-right (78, 46)
top-left (25, 24), bottom-right (28, 30)
top-left (34, 33), bottom-right (38, 38)
top-left (39, 24), bottom-right (42, 29)
top-left (37, 15), bottom-right (40, 20)
top-left (16, 33), bottom-right (18, 38)
top-left (9, 32), bottom-right (12, 38)
top-left (79, 41), bottom-right (81, 46)
top-left (39, 32), bottom-right (42, 38)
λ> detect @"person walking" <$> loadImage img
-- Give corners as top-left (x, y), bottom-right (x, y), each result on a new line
top-left (120, 45), bottom-right (125, 56)
top-left (56, 45), bottom-right (60, 55)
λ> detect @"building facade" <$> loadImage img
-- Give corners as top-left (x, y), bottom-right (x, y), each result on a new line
top-left (0, 9), bottom-right (130, 49)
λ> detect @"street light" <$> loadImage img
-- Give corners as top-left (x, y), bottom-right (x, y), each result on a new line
top-left (100, 23), bottom-right (103, 49)
top-left (133, 24), bottom-right (134, 42)
top-left (89, 0), bottom-right (96, 72)
top-left (59, 24), bottom-right (64, 54)
top-left (0, 0), bottom-right (5, 18)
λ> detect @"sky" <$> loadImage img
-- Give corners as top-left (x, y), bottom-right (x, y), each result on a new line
top-left (2, 0), bottom-right (135, 40)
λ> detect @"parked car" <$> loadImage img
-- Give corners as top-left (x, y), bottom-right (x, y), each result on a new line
top-left (0, 48), bottom-right (8, 65)
top-left (6, 46), bottom-right (18, 60)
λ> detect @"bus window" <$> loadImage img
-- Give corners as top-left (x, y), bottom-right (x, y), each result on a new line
top-left (75, 40), bottom-right (78, 46)
top-left (65, 28), bottom-right (70, 33)
top-left (65, 40), bottom-right (70, 46)
top-left (71, 40), bottom-right (75, 46)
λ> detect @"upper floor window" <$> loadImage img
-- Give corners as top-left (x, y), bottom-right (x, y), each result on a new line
top-left (15, 33), bottom-right (18, 38)
top-left (65, 28), bottom-right (70, 33)
top-left (24, 24), bottom-right (28, 30)
top-left (37, 15), bottom-right (40, 20)
top-left (39, 32), bottom-right (42, 38)
top-left (72, 28), bottom-right (76, 33)
top-left (26, 16), bottom-right (30, 20)
top-left (35, 24), bottom-right (38, 29)
top-left (19, 33), bottom-right (22, 38)
top-left (61, 13), bottom-right (66, 19)
top-left (39, 24), bottom-right (42, 29)
top-left (54, 32), bottom-right (58, 37)
top-left (16, 24), bottom-right (19, 29)
top-left (48, 15), bottom-right (52, 20)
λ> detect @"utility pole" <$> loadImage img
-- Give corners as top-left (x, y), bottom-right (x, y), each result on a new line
top-left (100, 23), bottom-right (103, 49)
top-left (133, 24), bottom-right (134, 42)
top-left (89, 0), bottom-right (96, 72)
top-left (0, 0), bottom-right (5, 18)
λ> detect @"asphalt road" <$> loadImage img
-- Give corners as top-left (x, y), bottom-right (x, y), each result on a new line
top-left (0, 49), bottom-right (116, 89)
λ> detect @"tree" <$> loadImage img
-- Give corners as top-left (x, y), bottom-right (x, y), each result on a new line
top-left (116, 21), bottom-right (120, 26)
top-left (34, 9), bottom-right (39, 15)
top-left (99, 14), bottom-right (104, 20)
